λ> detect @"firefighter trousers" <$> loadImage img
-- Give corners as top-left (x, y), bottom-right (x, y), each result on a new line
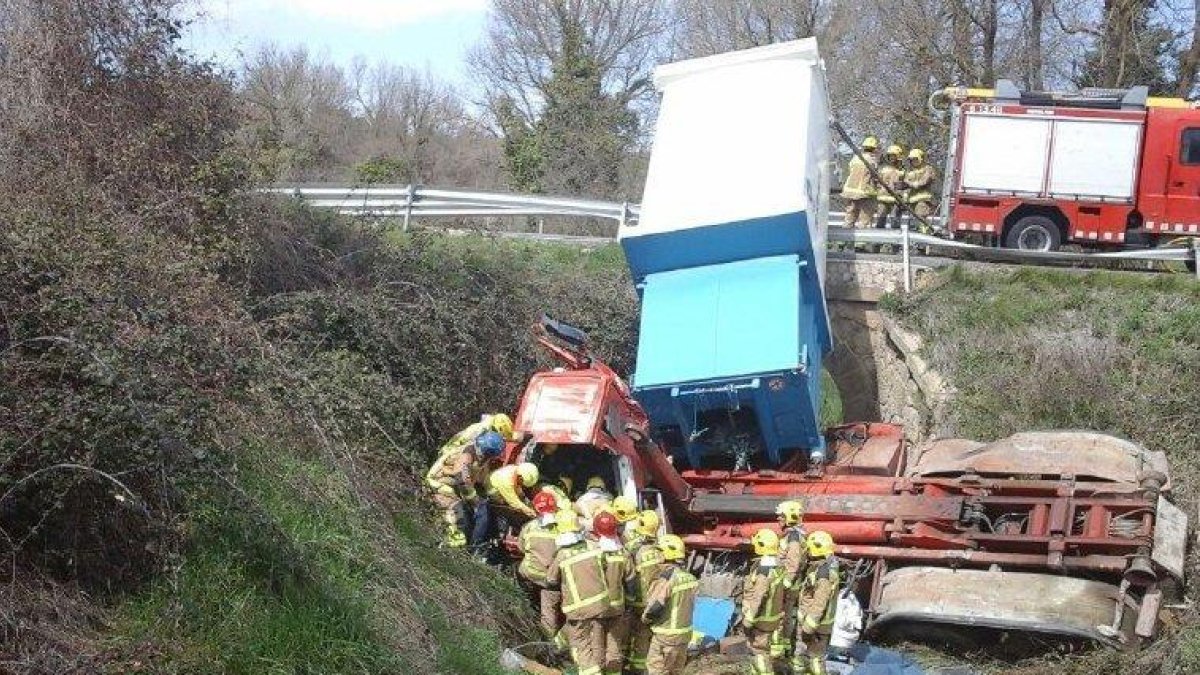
top-left (794, 629), bottom-right (831, 675)
top-left (626, 613), bottom-right (653, 672)
top-left (745, 626), bottom-right (777, 675)
top-left (844, 198), bottom-right (876, 229)
top-left (563, 618), bottom-right (603, 675)
top-left (601, 614), bottom-right (627, 675)
top-left (538, 588), bottom-right (562, 639)
top-left (645, 632), bottom-right (688, 675)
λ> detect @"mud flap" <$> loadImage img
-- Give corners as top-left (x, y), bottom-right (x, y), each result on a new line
top-left (872, 566), bottom-right (1136, 644)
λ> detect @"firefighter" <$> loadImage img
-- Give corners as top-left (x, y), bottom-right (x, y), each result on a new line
top-left (625, 510), bottom-right (666, 673)
top-left (641, 534), bottom-right (698, 675)
top-left (772, 500), bottom-right (808, 658)
top-left (437, 413), bottom-right (515, 457)
top-left (547, 509), bottom-right (607, 675)
top-left (794, 531), bottom-right (841, 675)
top-left (840, 136), bottom-right (879, 229)
top-left (519, 491), bottom-right (564, 639)
top-left (594, 510), bottom-right (637, 675)
top-left (625, 509), bottom-right (661, 553)
top-left (472, 462), bottom-right (539, 554)
top-left (875, 145), bottom-right (905, 229)
top-left (575, 476), bottom-right (613, 532)
top-left (904, 148), bottom-right (937, 233)
top-left (425, 431), bottom-right (503, 548)
top-left (742, 529), bottom-right (786, 675)
top-left (486, 462), bottom-right (540, 518)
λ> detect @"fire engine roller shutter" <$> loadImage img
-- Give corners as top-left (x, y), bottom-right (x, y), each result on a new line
top-left (960, 115), bottom-right (1050, 195)
top-left (1047, 119), bottom-right (1141, 201)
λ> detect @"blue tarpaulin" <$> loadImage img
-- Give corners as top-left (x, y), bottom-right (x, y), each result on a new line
top-left (692, 597), bottom-right (736, 639)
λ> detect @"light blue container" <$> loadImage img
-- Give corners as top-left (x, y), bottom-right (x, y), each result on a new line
top-left (631, 254), bottom-right (829, 469)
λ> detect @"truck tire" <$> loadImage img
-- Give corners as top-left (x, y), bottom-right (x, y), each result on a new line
top-left (1004, 215), bottom-right (1061, 252)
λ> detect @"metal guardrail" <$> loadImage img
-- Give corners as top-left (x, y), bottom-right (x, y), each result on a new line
top-left (267, 185), bottom-right (1200, 285)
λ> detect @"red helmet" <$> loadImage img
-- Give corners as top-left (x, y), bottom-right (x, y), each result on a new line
top-left (532, 490), bottom-right (558, 515)
top-left (593, 510), bottom-right (620, 538)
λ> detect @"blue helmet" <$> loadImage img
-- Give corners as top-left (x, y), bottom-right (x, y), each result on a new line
top-left (476, 431), bottom-right (505, 458)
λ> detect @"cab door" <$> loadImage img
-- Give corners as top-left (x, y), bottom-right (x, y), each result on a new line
top-left (1164, 124), bottom-right (1200, 230)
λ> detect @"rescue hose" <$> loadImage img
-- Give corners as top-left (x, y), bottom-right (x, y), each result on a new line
top-left (828, 117), bottom-right (936, 233)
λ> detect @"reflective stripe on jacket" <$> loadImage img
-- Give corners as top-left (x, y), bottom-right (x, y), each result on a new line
top-left (841, 154), bottom-right (878, 199)
top-left (876, 164), bottom-right (903, 204)
top-left (799, 558), bottom-right (842, 632)
top-left (904, 165), bottom-right (935, 204)
top-left (600, 547), bottom-right (636, 617)
top-left (628, 539), bottom-right (665, 607)
top-left (741, 562), bottom-right (786, 630)
top-left (644, 566), bottom-right (699, 636)
top-left (517, 519), bottom-right (558, 585)
top-left (546, 541), bottom-right (610, 620)
top-left (780, 526), bottom-right (808, 590)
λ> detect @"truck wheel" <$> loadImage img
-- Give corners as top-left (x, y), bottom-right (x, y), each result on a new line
top-left (1004, 216), bottom-right (1061, 252)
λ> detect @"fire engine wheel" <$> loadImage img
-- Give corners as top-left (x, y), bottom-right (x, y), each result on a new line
top-left (1004, 215), bottom-right (1061, 252)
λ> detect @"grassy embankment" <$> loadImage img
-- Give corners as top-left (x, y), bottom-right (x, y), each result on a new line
top-left (883, 266), bottom-right (1200, 675)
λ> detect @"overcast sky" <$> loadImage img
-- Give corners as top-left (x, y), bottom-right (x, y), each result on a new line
top-left (185, 0), bottom-right (489, 85)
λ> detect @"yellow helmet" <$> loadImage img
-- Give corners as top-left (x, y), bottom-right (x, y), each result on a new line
top-left (586, 476), bottom-right (607, 491)
top-left (516, 462), bottom-right (539, 488)
top-left (862, 136), bottom-right (879, 151)
top-left (751, 528), bottom-right (780, 557)
top-left (907, 148), bottom-right (925, 161)
top-left (775, 500), bottom-right (804, 526)
top-left (611, 495), bottom-right (638, 522)
top-left (558, 476), bottom-right (574, 497)
top-left (634, 510), bottom-right (661, 537)
top-left (658, 534), bottom-right (686, 561)
top-left (886, 144), bottom-right (903, 157)
top-left (489, 414), bottom-right (514, 440)
top-left (807, 530), bottom-right (836, 558)
top-left (555, 509), bottom-right (581, 533)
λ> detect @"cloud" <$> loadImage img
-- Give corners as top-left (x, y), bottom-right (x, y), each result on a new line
top-left (201, 0), bottom-right (488, 29)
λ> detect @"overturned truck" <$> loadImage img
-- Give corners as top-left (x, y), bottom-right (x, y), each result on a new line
top-left (500, 39), bottom-right (1188, 647)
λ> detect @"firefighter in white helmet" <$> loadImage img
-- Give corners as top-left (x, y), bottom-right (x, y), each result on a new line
top-left (840, 136), bottom-right (880, 229)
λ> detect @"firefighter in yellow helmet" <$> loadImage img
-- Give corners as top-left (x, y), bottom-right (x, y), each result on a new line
top-left (625, 510), bottom-right (665, 673)
top-left (487, 462), bottom-right (540, 519)
top-left (425, 431), bottom-right (503, 548)
top-left (546, 510), bottom-right (608, 675)
top-left (875, 145), bottom-right (905, 230)
top-left (437, 413), bottom-right (515, 458)
top-left (772, 501), bottom-right (808, 658)
top-left (742, 529), bottom-right (786, 675)
top-left (575, 476), bottom-right (613, 533)
top-left (794, 531), bottom-right (841, 675)
top-left (641, 535), bottom-right (697, 675)
top-left (840, 136), bottom-right (879, 229)
top-left (903, 148), bottom-right (937, 233)
top-left (519, 491), bottom-right (565, 638)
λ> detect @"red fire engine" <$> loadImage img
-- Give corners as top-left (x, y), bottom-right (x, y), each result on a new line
top-left (936, 80), bottom-right (1200, 252)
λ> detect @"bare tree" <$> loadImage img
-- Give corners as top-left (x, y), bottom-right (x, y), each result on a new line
top-left (238, 45), bottom-right (354, 181)
top-left (672, 0), bottom-right (829, 57)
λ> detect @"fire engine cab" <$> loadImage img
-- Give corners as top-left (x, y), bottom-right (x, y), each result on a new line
top-left (937, 80), bottom-right (1200, 251)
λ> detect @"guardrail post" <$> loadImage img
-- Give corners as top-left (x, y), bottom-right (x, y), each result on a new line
top-left (901, 214), bottom-right (912, 293)
top-left (1193, 238), bottom-right (1200, 281)
top-left (402, 184), bottom-right (415, 232)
